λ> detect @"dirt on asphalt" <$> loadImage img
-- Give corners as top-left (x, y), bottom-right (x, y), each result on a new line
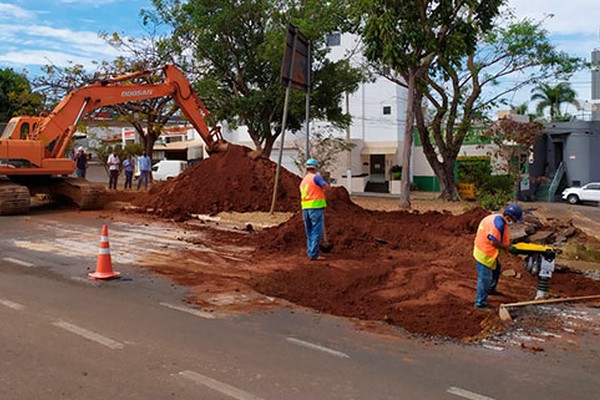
top-left (113, 144), bottom-right (600, 340)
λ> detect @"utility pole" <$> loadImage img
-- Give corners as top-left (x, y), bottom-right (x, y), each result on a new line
top-left (345, 92), bottom-right (352, 193)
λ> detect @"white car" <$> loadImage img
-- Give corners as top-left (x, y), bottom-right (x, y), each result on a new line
top-left (135, 160), bottom-right (188, 181)
top-left (562, 182), bottom-right (600, 204)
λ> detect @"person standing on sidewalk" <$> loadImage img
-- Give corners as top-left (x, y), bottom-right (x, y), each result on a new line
top-left (74, 147), bottom-right (87, 178)
top-left (137, 152), bottom-right (151, 190)
top-left (473, 204), bottom-right (523, 309)
top-left (122, 155), bottom-right (135, 189)
top-left (299, 159), bottom-right (328, 261)
top-left (107, 150), bottom-right (120, 190)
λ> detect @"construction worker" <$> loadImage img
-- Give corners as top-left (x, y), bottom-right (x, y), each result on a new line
top-left (300, 158), bottom-right (327, 261)
top-left (473, 203), bottom-right (523, 309)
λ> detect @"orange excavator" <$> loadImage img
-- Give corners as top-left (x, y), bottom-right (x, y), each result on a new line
top-left (0, 64), bottom-right (227, 214)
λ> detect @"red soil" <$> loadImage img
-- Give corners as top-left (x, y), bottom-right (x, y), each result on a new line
top-left (133, 144), bottom-right (300, 217)
top-left (127, 146), bottom-right (600, 340)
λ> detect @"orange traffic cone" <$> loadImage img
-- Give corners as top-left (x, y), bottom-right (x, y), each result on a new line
top-left (88, 224), bottom-right (120, 280)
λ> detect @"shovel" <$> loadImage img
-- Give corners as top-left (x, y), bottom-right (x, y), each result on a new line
top-left (319, 212), bottom-right (333, 253)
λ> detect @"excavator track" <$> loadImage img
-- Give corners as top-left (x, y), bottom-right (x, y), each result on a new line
top-left (49, 178), bottom-right (106, 210)
top-left (0, 180), bottom-right (31, 215)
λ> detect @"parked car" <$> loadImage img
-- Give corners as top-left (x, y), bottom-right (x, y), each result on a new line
top-left (135, 160), bottom-right (188, 181)
top-left (561, 182), bottom-right (600, 204)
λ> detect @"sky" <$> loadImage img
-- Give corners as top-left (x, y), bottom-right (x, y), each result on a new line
top-left (1, 0), bottom-right (600, 113)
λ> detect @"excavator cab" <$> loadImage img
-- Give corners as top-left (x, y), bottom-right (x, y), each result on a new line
top-left (1, 117), bottom-right (43, 140)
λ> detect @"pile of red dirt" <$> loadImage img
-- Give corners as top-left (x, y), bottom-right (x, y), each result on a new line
top-left (125, 145), bottom-right (600, 340)
top-left (132, 144), bottom-right (301, 218)
top-left (255, 186), bottom-right (489, 258)
top-left (244, 195), bottom-right (600, 339)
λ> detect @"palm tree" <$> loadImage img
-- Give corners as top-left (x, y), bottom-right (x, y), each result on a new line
top-left (531, 82), bottom-right (579, 121)
top-left (510, 102), bottom-right (529, 116)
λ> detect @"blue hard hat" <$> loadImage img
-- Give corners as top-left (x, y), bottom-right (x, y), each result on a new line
top-left (306, 158), bottom-right (319, 168)
top-left (504, 203), bottom-right (523, 222)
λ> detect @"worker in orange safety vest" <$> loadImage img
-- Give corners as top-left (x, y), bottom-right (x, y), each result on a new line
top-left (299, 158), bottom-right (328, 261)
top-left (473, 203), bottom-right (523, 309)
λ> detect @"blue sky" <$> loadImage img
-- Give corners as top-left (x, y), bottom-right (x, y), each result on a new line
top-left (0, 0), bottom-right (153, 72)
top-left (1, 0), bottom-right (599, 112)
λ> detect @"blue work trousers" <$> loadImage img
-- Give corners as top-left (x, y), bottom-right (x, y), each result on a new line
top-left (137, 170), bottom-right (150, 189)
top-left (302, 208), bottom-right (324, 259)
top-left (475, 260), bottom-right (501, 308)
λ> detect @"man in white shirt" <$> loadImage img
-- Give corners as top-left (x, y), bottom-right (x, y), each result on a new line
top-left (107, 150), bottom-right (121, 190)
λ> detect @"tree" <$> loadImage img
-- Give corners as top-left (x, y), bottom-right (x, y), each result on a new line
top-left (35, 17), bottom-right (184, 155)
top-left (485, 117), bottom-right (544, 201)
top-left (361, 0), bottom-right (504, 207)
top-left (366, 7), bottom-right (583, 202)
top-left (418, 17), bottom-right (583, 200)
top-left (149, 0), bottom-right (364, 156)
top-left (531, 82), bottom-right (579, 122)
top-left (0, 68), bottom-right (44, 122)
top-left (293, 128), bottom-right (356, 176)
top-left (34, 23), bottom-right (183, 156)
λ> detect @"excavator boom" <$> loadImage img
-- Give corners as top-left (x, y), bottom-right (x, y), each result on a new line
top-left (0, 64), bottom-right (227, 214)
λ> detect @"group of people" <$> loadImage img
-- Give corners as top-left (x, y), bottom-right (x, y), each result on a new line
top-left (72, 147), bottom-right (152, 191)
top-left (107, 150), bottom-right (152, 190)
top-left (298, 158), bottom-right (524, 310)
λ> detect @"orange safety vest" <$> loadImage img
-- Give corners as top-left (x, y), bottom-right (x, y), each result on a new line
top-left (473, 213), bottom-right (510, 269)
top-left (300, 173), bottom-right (326, 209)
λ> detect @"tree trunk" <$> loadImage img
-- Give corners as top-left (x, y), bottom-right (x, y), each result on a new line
top-left (262, 135), bottom-right (277, 157)
top-left (399, 72), bottom-right (416, 208)
top-left (438, 160), bottom-right (460, 201)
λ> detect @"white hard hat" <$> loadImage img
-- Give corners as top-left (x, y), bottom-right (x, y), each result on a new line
top-left (77, 146), bottom-right (84, 152)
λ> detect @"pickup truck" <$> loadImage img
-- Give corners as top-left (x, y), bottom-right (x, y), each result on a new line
top-left (561, 182), bottom-right (600, 204)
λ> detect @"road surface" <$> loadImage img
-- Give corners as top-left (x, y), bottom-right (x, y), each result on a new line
top-left (0, 209), bottom-right (599, 399)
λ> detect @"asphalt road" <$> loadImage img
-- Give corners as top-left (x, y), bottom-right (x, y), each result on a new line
top-left (1, 210), bottom-right (599, 399)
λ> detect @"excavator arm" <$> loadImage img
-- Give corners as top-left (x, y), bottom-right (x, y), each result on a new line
top-left (0, 65), bottom-right (227, 215)
top-left (32, 64), bottom-right (227, 159)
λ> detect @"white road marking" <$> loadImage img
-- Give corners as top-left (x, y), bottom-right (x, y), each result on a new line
top-left (52, 321), bottom-right (124, 349)
top-left (70, 276), bottom-right (100, 285)
top-left (178, 370), bottom-right (266, 400)
top-left (447, 386), bottom-right (496, 400)
top-left (481, 344), bottom-right (504, 351)
top-left (286, 337), bottom-right (350, 359)
top-left (159, 302), bottom-right (216, 319)
top-left (3, 257), bottom-right (35, 267)
top-left (0, 298), bottom-right (24, 311)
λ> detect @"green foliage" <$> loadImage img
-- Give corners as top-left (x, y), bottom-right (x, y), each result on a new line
top-left (0, 68), bottom-right (44, 122)
top-left (475, 175), bottom-right (513, 211)
top-left (150, 0), bottom-right (366, 155)
top-left (390, 164), bottom-right (402, 180)
top-left (531, 82), bottom-right (579, 122)
top-left (457, 157), bottom-right (491, 184)
top-left (123, 143), bottom-right (144, 157)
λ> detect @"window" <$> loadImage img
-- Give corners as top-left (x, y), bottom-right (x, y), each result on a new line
top-left (383, 106), bottom-right (392, 115)
top-left (20, 123), bottom-right (30, 140)
top-left (325, 33), bottom-right (341, 47)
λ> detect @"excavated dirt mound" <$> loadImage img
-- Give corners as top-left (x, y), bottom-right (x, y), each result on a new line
top-left (125, 147), bottom-right (600, 340)
top-left (243, 192), bottom-right (600, 339)
top-left (133, 144), bottom-right (300, 218)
